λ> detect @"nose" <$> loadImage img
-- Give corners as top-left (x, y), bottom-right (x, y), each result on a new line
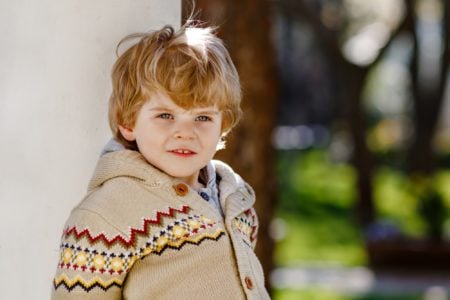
top-left (173, 120), bottom-right (195, 140)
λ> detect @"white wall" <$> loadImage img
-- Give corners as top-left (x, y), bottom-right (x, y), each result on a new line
top-left (0, 1), bottom-right (180, 299)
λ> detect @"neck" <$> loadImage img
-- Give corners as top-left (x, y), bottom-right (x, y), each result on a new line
top-left (177, 170), bottom-right (205, 190)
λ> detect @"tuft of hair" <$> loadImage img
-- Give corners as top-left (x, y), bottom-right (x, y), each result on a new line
top-left (108, 21), bottom-right (242, 149)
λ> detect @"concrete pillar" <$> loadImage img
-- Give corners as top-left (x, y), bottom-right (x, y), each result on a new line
top-left (0, 1), bottom-right (180, 298)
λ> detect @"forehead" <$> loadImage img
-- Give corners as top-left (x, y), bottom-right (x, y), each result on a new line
top-left (144, 92), bottom-right (220, 112)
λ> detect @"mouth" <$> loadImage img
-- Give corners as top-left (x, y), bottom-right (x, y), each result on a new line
top-left (168, 149), bottom-right (197, 157)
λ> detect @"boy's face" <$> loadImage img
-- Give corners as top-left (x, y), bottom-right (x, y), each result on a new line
top-left (119, 92), bottom-right (223, 189)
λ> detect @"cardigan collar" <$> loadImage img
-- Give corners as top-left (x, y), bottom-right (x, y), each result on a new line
top-left (88, 149), bottom-right (250, 200)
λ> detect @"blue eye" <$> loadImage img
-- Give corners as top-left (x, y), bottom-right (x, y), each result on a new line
top-left (158, 113), bottom-right (173, 119)
top-left (196, 115), bottom-right (211, 122)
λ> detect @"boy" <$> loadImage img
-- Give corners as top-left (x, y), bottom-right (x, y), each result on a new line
top-left (52, 23), bottom-right (270, 299)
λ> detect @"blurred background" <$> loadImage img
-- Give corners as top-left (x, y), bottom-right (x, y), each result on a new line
top-left (188, 0), bottom-right (450, 299)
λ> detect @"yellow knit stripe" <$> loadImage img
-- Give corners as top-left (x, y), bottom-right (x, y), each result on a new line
top-left (57, 246), bottom-right (138, 275)
top-left (166, 228), bottom-right (225, 247)
top-left (143, 228), bottom-right (226, 255)
top-left (53, 273), bottom-right (123, 291)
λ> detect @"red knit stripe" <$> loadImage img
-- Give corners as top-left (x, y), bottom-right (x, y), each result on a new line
top-left (64, 205), bottom-right (190, 248)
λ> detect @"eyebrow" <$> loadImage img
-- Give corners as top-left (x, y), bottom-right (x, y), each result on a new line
top-left (148, 106), bottom-right (174, 112)
top-left (148, 107), bottom-right (220, 115)
top-left (194, 110), bottom-right (220, 115)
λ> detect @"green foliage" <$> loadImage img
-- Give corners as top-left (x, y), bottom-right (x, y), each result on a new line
top-left (273, 288), bottom-right (347, 300)
top-left (275, 149), bottom-right (365, 266)
top-left (277, 149), bottom-right (357, 214)
top-left (418, 188), bottom-right (446, 240)
top-left (374, 168), bottom-right (450, 239)
top-left (274, 214), bottom-right (366, 267)
top-left (373, 167), bottom-right (425, 237)
top-left (434, 170), bottom-right (450, 207)
top-left (274, 149), bottom-right (450, 299)
top-left (273, 289), bottom-right (422, 300)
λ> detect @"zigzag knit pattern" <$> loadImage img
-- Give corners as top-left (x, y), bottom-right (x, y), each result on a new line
top-left (54, 205), bottom-right (226, 292)
top-left (54, 230), bottom-right (225, 292)
top-left (63, 205), bottom-right (190, 249)
top-left (53, 274), bottom-right (123, 292)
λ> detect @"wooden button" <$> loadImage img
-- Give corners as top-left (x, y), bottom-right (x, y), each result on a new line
top-left (244, 276), bottom-right (254, 290)
top-left (174, 183), bottom-right (189, 196)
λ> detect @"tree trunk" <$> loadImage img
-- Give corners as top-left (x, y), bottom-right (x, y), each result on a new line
top-left (342, 63), bottom-right (375, 227)
top-left (407, 0), bottom-right (450, 175)
top-left (184, 0), bottom-right (279, 292)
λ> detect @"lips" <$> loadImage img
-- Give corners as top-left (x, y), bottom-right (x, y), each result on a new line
top-left (168, 149), bottom-right (197, 157)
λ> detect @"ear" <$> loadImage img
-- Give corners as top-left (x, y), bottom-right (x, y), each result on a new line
top-left (216, 133), bottom-right (227, 150)
top-left (118, 125), bottom-right (136, 141)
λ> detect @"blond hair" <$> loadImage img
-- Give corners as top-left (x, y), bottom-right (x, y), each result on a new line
top-left (108, 23), bottom-right (242, 149)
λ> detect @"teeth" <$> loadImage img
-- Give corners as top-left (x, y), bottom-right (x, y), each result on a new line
top-left (174, 149), bottom-right (191, 154)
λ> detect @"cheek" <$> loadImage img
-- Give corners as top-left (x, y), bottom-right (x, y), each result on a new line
top-left (206, 133), bottom-right (222, 149)
top-left (199, 126), bottom-right (221, 141)
top-left (197, 121), bottom-right (222, 133)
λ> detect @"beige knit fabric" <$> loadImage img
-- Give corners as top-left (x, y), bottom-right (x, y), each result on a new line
top-left (51, 150), bottom-right (270, 299)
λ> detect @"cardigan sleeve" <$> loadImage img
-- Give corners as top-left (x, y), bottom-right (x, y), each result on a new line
top-left (51, 208), bottom-right (137, 300)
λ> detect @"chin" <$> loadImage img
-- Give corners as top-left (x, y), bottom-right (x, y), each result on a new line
top-left (164, 169), bottom-right (195, 178)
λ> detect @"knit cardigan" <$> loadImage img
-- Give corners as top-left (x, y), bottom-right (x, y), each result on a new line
top-left (52, 150), bottom-right (270, 299)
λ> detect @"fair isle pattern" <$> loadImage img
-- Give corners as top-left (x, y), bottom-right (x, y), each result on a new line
top-left (57, 244), bottom-right (137, 276)
top-left (56, 214), bottom-right (223, 276)
top-left (139, 215), bottom-right (224, 256)
top-left (233, 208), bottom-right (258, 248)
top-left (63, 205), bottom-right (190, 249)
top-left (54, 229), bottom-right (225, 292)
top-left (54, 274), bottom-right (123, 292)
top-left (54, 212), bottom-right (226, 292)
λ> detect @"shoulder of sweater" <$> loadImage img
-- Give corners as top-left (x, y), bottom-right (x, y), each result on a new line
top-left (63, 180), bottom-right (190, 252)
top-left (81, 176), bottom-right (182, 220)
top-left (87, 150), bottom-right (172, 192)
top-left (82, 175), bottom-right (169, 212)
